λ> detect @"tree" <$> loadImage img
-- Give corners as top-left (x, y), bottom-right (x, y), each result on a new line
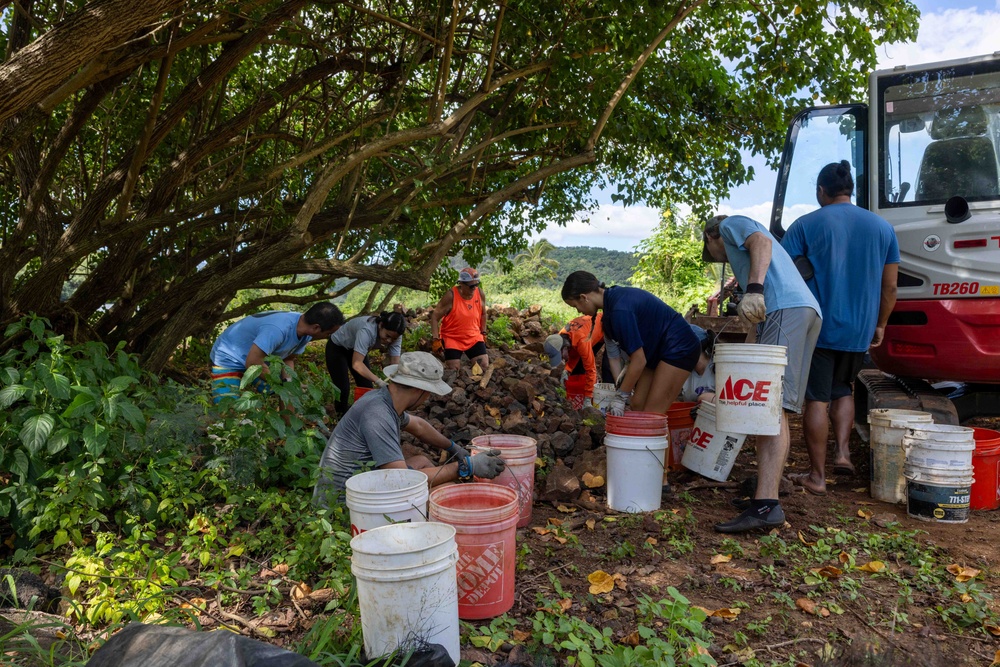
top-left (0, 0), bottom-right (919, 370)
top-left (631, 208), bottom-right (720, 313)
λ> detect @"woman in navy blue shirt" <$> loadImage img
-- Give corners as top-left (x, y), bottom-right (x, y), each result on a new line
top-left (561, 271), bottom-right (699, 416)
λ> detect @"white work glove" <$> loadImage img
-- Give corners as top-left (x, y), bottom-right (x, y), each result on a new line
top-left (608, 390), bottom-right (631, 417)
top-left (373, 377), bottom-right (388, 388)
top-left (614, 366), bottom-right (628, 390)
top-left (468, 451), bottom-right (506, 479)
top-left (737, 287), bottom-right (766, 326)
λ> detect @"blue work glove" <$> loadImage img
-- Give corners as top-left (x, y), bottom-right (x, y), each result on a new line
top-left (446, 440), bottom-right (470, 460)
top-left (608, 390), bottom-right (631, 417)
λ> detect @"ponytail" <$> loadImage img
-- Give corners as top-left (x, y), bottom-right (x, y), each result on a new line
top-left (375, 310), bottom-right (407, 335)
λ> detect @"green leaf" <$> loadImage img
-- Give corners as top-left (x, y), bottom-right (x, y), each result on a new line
top-left (108, 375), bottom-right (137, 392)
top-left (117, 400), bottom-right (145, 430)
top-left (19, 413), bottom-right (55, 455)
top-left (11, 450), bottom-right (29, 478)
top-left (577, 652), bottom-right (595, 667)
top-left (83, 422), bottom-right (108, 457)
top-left (28, 318), bottom-right (45, 340)
top-left (240, 366), bottom-right (263, 390)
top-left (2, 367), bottom-right (19, 384)
top-left (0, 384), bottom-right (28, 409)
top-left (63, 391), bottom-right (97, 418)
top-left (47, 428), bottom-right (72, 455)
top-left (48, 373), bottom-right (71, 400)
top-left (4, 321), bottom-right (24, 338)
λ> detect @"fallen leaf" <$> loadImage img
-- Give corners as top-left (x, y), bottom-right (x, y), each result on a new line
top-left (588, 570), bottom-right (616, 594)
top-left (852, 487), bottom-right (868, 493)
top-left (838, 551), bottom-right (851, 564)
top-left (471, 362), bottom-right (483, 377)
top-left (547, 518), bottom-right (564, 526)
top-left (581, 472), bottom-right (605, 488)
top-left (798, 531), bottom-right (816, 547)
top-left (580, 490), bottom-right (595, 502)
top-left (532, 527), bottom-right (551, 536)
top-left (535, 457), bottom-right (546, 468)
top-left (811, 566), bottom-right (842, 579)
top-left (985, 623), bottom-right (1000, 637)
top-left (858, 561), bottom-right (886, 573)
top-left (961, 593), bottom-right (974, 603)
top-left (291, 583), bottom-right (311, 600)
top-left (857, 509), bottom-right (873, 520)
top-left (512, 629), bottom-right (531, 642)
top-left (613, 573), bottom-right (627, 590)
top-left (670, 509), bottom-right (682, 515)
top-left (585, 519), bottom-right (596, 530)
top-left (990, 649), bottom-right (1000, 667)
top-left (710, 607), bottom-right (741, 619)
top-left (710, 554), bottom-right (733, 565)
top-left (692, 605), bottom-right (713, 616)
top-left (553, 536), bottom-right (568, 545)
top-left (796, 598), bottom-right (817, 615)
top-left (623, 631), bottom-right (640, 646)
top-left (558, 598), bottom-right (572, 612)
top-left (254, 626), bottom-right (277, 638)
top-left (645, 537), bottom-right (658, 546)
top-left (272, 563), bottom-right (289, 576)
top-left (556, 504), bottom-right (577, 513)
top-left (947, 564), bottom-right (981, 582)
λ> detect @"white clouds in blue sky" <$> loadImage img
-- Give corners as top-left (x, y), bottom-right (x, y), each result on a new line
top-left (535, 0), bottom-right (1000, 251)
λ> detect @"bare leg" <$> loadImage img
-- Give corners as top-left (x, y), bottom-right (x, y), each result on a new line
top-left (754, 412), bottom-right (791, 500)
top-left (798, 399), bottom-right (830, 494)
top-left (831, 395), bottom-right (854, 468)
top-left (444, 358), bottom-right (461, 370)
top-left (471, 353), bottom-right (490, 370)
top-left (634, 362), bottom-right (691, 414)
top-left (629, 368), bottom-right (656, 411)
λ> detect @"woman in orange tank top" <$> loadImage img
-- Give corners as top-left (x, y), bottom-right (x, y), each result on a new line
top-left (430, 268), bottom-right (490, 370)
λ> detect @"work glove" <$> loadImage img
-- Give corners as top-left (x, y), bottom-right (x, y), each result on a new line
top-left (469, 451), bottom-right (506, 479)
top-left (737, 289), bottom-right (766, 326)
top-left (614, 366), bottom-right (628, 390)
top-left (431, 338), bottom-right (443, 354)
top-left (446, 440), bottom-right (470, 460)
top-left (373, 377), bottom-right (388, 388)
top-left (608, 390), bottom-right (631, 417)
top-left (559, 369), bottom-right (569, 385)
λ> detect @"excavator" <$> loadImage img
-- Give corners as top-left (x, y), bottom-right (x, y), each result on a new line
top-left (767, 52), bottom-right (1000, 432)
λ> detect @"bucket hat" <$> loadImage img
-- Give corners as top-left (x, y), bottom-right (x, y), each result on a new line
top-left (543, 333), bottom-right (566, 368)
top-left (458, 267), bottom-right (480, 284)
top-left (702, 214), bottom-right (728, 262)
top-left (383, 351), bottom-right (452, 395)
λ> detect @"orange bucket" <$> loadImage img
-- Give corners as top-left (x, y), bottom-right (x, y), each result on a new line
top-left (971, 428), bottom-right (1000, 511)
top-left (666, 402), bottom-right (697, 470)
top-left (353, 386), bottom-right (373, 403)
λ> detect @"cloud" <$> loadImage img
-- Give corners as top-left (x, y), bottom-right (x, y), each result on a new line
top-left (877, 7), bottom-right (1000, 68)
top-left (530, 204), bottom-right (662, 251)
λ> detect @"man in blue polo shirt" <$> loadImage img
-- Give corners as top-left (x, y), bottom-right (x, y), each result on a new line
top-left (781, 161), bottom-right (899, 494)
top-left (210, 302), bottom-right (344, 403)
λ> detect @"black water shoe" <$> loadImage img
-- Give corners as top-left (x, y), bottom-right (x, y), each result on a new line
top-left (714, 504), bottom-right (785, 534)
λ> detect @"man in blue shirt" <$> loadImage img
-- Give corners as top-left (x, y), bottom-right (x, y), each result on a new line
top-left (703, 214), bottom-right (822, 532)
top-left (781, 161), bottom-right (899, 494)
top-left (210, 302), bottom-right (345, 403)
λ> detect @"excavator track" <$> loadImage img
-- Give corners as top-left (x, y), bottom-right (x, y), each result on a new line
top-left (854, 369), bottom-right (959, 441)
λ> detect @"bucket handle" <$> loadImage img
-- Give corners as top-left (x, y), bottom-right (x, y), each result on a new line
top-left (645, 446), bottom-right (668, 472)
top-left (382, 502), bottom-right (428, 524)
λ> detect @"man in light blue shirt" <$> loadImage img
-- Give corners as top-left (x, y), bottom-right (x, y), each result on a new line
top-left (781, 161), bottom-right (899, 494)
top-left (210, 302), bottom-right (344, 403)
top-left (703, 214), bottom-right (822, 533)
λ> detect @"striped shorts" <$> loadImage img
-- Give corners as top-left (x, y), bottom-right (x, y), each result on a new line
top-left (210, 366), bottom-right (269, 404)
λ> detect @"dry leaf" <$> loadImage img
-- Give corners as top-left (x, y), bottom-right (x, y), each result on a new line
top-left (556, 504), bottom-right (577, 513)
top-left (857, 561), bottom-right (886, 573)
top-left (553, 536), bottom-right (568, 545)
top-left (512, 630), bottom-right (531, 642)
top-left (623, 631), bottom-right (640, 647)
top-left (532, 527), bottom-right (551, 536)
top-left (558, 598), bottom-right (572, 612)
top-left (580, 490), bottom-right (595, 502)
top-left (272, 563), bottom-right (289, 575)
top-left (291, 583), bottom-right (312, 600)
top-left (645, 537), bottom-right (658, 546)
top-left (613, 573), bottom-right (627, 590)
top-left (857, 509), bottom-right (873, 520)
top-left (796, 598), bottom-right (817, 615)
top-left (588, 570), bottom-right (616, 594)
top-left (535, 457), bottom-right (546, 468)
top-left (984, 623), bottom-right (1000, 637)
top-left (471, 363), bottom-right (483, 377)
top-left (798, 531), bottom-right (816, 547)
top-left (710, 554), bottom-right (733, 565)
top-left (581, 472), bottom-right (605, 488)
top-left (692, 605), bottom-right (713, 616)
top-left (961, 593), bottom-right (974, 603)
top-left (947, 564), bottom-right (981, 582)
top-left (710, 608), bottom-right (741, 619)
top-left (585, 519), bottom-right (596, 530)
top-left (547, 518), bottom-right (564, 526)
top-left (990, 649), bottom-right (1000, 667)
top-left (838, 551), bottom-right (851, 564)
top-left (811, 566), bottom-right (843, 579)
top-left (852, 487), bottom-right (868, 493)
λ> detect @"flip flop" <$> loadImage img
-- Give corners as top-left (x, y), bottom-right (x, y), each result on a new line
top-left (831, 463), bottom-right (856, 476)
top-left (787, 473), bottom-right (827, 496)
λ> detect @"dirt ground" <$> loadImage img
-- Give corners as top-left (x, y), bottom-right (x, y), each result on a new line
top-left (486, 415), bottom-right (1000, 667)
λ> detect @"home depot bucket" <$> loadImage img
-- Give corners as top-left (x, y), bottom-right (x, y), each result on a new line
top-left (713, 343), bottom-right (787, 436)
top-left (971, 428), bottom-right (1000, 511)
top-left (470, 434), bottom-right (537, 528)
top-left (592, 383), bottom-right (616, 413)
top-left (904, 423), bottom-right (975, 523)
top-left (353, 386), bottom-right (373, 403)
top-left (565, 374), bottom-right (589, 410)
top-left (681, 401), bottom-right (747, 482)
top-left (666, 402), bottom-right (697, 471)
top-left (868, 409), bottom-right (934, 503)
top-left (429, 484), bottom-right (519, 620)
top-left (605, 412), bottom-right (669, 512)
top-left (345, 469), bottom-right (429, 536)
top-left (351, 522), bottom-right (460, 664)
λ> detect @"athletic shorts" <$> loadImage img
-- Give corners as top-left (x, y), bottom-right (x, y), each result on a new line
top-left (210, 366), bottom-right (269, 404)
top-left (444, 341), bottom-right (488, 361)
top-left (655, 344), bottom-right (701, 374)
top-left (805, 347), bottom-right (865, 402)
top-left (754, 307), bottom-right (822, 414)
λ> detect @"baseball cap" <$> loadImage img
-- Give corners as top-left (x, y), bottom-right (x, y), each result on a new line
top-left (543, 333), bottom-right (567, 368)
top-left (458, 268), bottom-right (480, 284)
top-left (702, 214), bottom-right (728, 262)
top-left (383, 351), bottom-right (453, 395)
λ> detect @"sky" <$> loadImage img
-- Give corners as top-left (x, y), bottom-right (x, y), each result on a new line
top-left (535, 0), bottom-right (1000, 251)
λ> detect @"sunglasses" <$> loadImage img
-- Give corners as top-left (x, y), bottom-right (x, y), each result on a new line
top-left (463, 282), bottom-right (480, 288)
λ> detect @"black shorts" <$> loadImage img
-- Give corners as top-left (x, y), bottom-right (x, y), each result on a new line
top-left (444, 341), bottom-right (487, 361)
top-left (653, 343), bottom-right (701, 373)
top-left (805, 347), bottom-right (865, 402)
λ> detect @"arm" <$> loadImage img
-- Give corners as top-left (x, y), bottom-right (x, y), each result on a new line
top-left (479, 288), bottom-right (488, 337)
top-left (742, 231), bottom-right (772, 285)
top-left (351, 350), bottom-right (384, 384)
top-left (430, 290), bottom-right (454, 340)
top-left (619, 348), bottom-right (647, 394)
top-left (403, 414), bottom-right (452, 451)
top-left (246, 344), bottom-right (269, 371)
top-left (871, 264), bottom-right (899, 348)
top-left (381, 458), bottom-right (461, 486)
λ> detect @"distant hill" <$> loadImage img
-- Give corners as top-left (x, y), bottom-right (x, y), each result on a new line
top-left (546, 246), bottom-right (636, 287)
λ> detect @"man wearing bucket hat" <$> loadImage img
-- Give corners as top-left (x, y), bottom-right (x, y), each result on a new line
top-left (313, 351), bottom-right (506, 505)
top-left (430, 268), bottom-right (490, 371)
top-left (702, 214), bottom-right (823, 533)
top-left (780, 162), bottom-right (899, 495)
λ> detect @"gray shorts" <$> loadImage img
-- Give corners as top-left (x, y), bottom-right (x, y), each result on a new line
top-left (755, 307), bottom-right (822, 414)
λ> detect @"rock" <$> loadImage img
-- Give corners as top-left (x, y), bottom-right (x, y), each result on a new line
top-left (510, 380), bottom-right (536, 404)
top-left (507, 644), bottom-right (534, 666)
top-left (0, 568), bottom-right (60, 613)
top-left (549, 432), bottom-right (575, 457)
top-left (542, 462), bottom-right (581, 501)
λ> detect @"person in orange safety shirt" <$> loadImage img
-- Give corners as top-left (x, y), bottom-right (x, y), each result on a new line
top-left (544, 314), bottom-right (623, 399)
top-left (430, 268), bottom-right (490, 370)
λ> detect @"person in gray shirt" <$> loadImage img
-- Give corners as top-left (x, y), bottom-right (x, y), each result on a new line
top-left (325, 311), bottom-right (406, 415)
top-left (314, 351), bottom-right (506, 506)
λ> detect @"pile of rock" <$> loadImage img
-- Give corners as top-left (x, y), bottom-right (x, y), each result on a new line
top-left (401, 304), bottom-right (553, 348)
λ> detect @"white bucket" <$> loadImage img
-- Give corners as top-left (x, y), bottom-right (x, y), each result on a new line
top-left (592, 383), bottom-right (616, 413)
top-left (605, 433), bottom-right (667, 512)
top-left (345, 469), bottom-right (429, 536)
top-left (351, 522), bottom-right (460, 663)
top-left (868, 409), bottom-right (934, 503)
top-left (681, 401), bottom-right (747, 482)
top-left (903, 424), bottom-right (976, 472)
top-left (903, 423), bottom-right (975, 524)
top-left (713, 343), bottom-right (787, 436)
